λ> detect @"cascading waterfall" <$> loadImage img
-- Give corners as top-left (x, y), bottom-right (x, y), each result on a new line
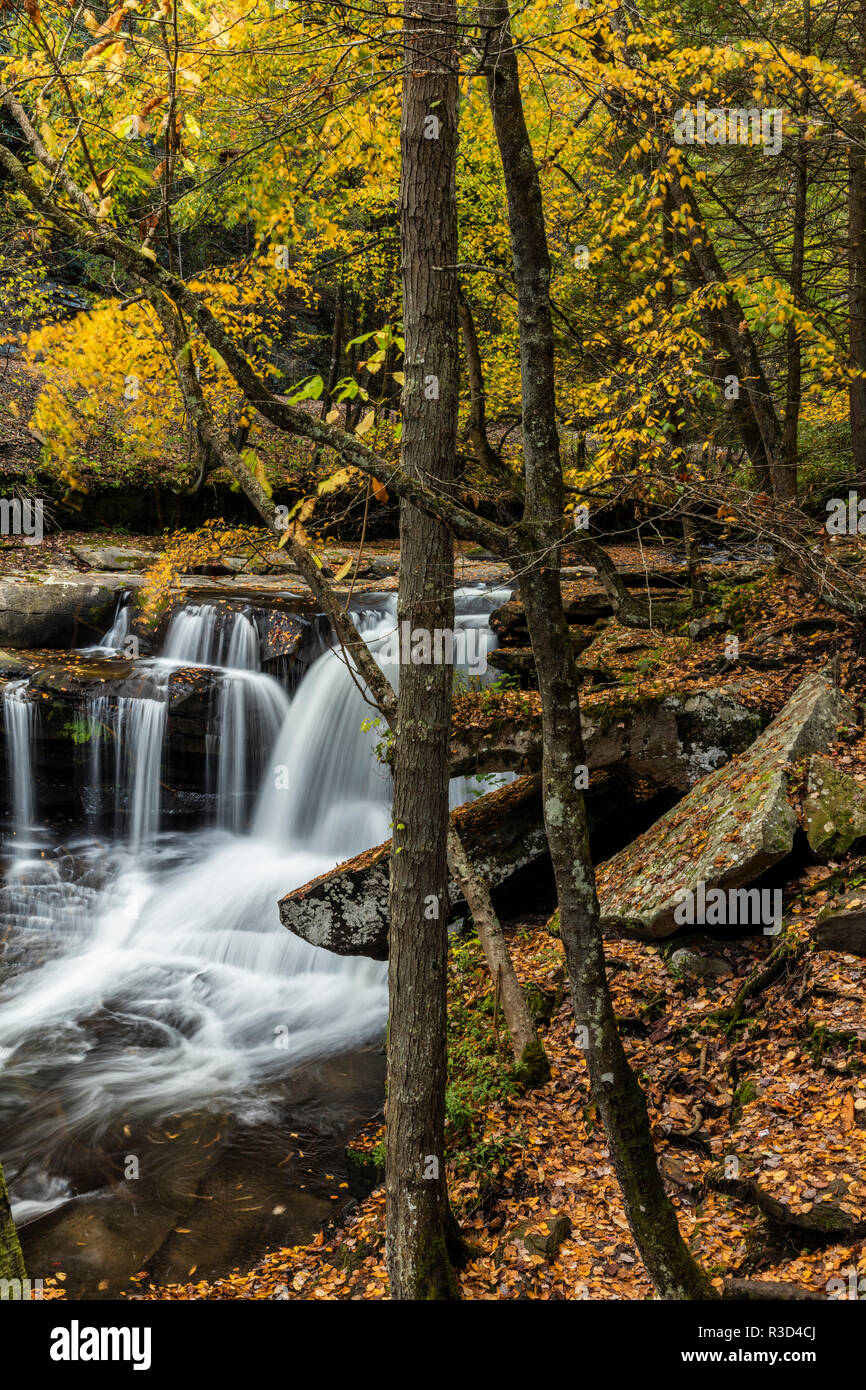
top-left (3, 680), bottom-right (36, 849)
top-left (0, 585), bottom-right (511, 1233)
top-left (100, 591), bottom-right (132, 652)
top-left (160, 604), bottom-right (291, 831)
top-left (115, 695), bottom-right (167, 848)
top-left (216, 612), bottom-right (260, 830)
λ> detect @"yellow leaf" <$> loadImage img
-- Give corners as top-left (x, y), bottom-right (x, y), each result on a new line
top-left (317, 466), bottom-right (356, 497)
top-left (92, 5), bottom-right (126, 36)
top-left (355, 410), bottom-right (376, 437)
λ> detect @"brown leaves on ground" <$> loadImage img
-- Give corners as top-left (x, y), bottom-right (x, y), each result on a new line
top-left (126, 875), bottom-right (866, 1301)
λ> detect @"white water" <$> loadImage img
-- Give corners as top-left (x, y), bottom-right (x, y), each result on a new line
top-left (3, 681), bottom-right (35, 846)
top-left (0, 587), bottom-right (510, 1222)
top-left (82, 589), bottom-right (132, 654)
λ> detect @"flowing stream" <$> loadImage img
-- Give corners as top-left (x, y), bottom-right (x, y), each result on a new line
top-left (0, 585), bottom-right (509, 1287)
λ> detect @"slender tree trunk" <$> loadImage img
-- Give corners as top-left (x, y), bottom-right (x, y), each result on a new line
top-left (345, 293), bottom-right (362, 432)
top-left (456, 283), bottom-right (520, 502)
top-left (782, 8), bottom-right (810, 502)
top-left (850, 2), bottom-right (866, 486)
top-left (0, 1159), bottom-right (25, 1283)
top-left (667, 170), bottom-right (782, 496)
top-left (481, 0), bottom-right (716, 1298)
top-left (311, 283), bottom-right (346, 467)
top-left (682, 511), bottom-right (707, 607)
top-left (322, 282), bottom-right (345, 419)
top-left (446, 825), bottom-right (548, 1082)
top-left (385, 0), bottom-right (462, 1300)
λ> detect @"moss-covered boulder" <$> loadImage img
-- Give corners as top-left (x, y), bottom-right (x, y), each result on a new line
top-left (803, 755), bottom-right (866, 857)
top-left (597, 668), bottom-right (855, 939)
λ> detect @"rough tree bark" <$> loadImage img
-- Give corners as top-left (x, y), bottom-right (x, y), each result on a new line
top-left (849, 1), bottom-right (866, 487)
top-left (782, 21), bottom-right (810, 502)
top-left (0, 1159), bottom-right (25, 1283)
top-left (385, 0), bottom-right (462, 1300)
top-left (480, 0), bottom-right (717, 1298)
top-left (446, 824), bottom-right (549, 1084)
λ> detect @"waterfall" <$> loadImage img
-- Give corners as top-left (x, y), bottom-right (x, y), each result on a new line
top-left (162, 603), bottom-right (220, 665)
top-left (160, 604), bottom-right (291, 832)
top-left (101, 591), bottom-right (132, 651)
top-left (252, 602), bottom-right (396, 854)
top-left (252, 586), bottom-right (512, 852)
top-left (0, 584), bottom-right (511, 1229)
top-left (115, 696), bottom-right (167, 849)
top-left (3, 680), bottom-right (36, 848)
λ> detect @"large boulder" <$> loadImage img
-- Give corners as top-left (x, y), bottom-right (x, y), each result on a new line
top-left (0, 573), bottom-right (123, 648)
top-left (597, 668), bottom-right (856, 939)
top-left (581, 686), bottom-right (765, 791)
top-left (803, 755), bottom-right (866, 857)
top-left (279, 775), bottom-right (548, 960)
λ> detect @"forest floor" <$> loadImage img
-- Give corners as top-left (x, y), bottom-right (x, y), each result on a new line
top-left (120, 882), bottom-right (866, 1301)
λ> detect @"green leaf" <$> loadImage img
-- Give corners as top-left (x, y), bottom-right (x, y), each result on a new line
top-left (287, 374), bottom-right (324, 403)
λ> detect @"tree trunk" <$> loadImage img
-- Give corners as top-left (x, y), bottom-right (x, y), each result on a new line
top-left (782, 11), bottom-right (810, 502)
top-left (850, 3), bottom-right (866, 487)
top-left (456, 284), bottom-right (521, 501)
top-left (0, 1159), bottom-right (25, 1283)
top-left (682, 511), bottom-right (707, 607)
top-left (667, 170), bottom-right (782, 496)
top-left (385, 0), bottom-right (462, 1301)
top-left (446, 824), bottom-right (549, 1084)
top-left (480, 0), bottom-right (717, 1298)
top-left (322, 282), bottom-right (345, 418)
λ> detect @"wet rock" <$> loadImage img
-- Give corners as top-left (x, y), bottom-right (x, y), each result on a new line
top-left (803, 755), bottom-right (866, 857)
top-left (279, 775), bottom-right (548, 960)
top-left (492, 593), bottom-right (612, 644)
top-left (0, 573), bottom-right (121, 648)
top-left (356, 558), bottom-right (398, 579)
top-left (597, 668), bottom-right (855, 939)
